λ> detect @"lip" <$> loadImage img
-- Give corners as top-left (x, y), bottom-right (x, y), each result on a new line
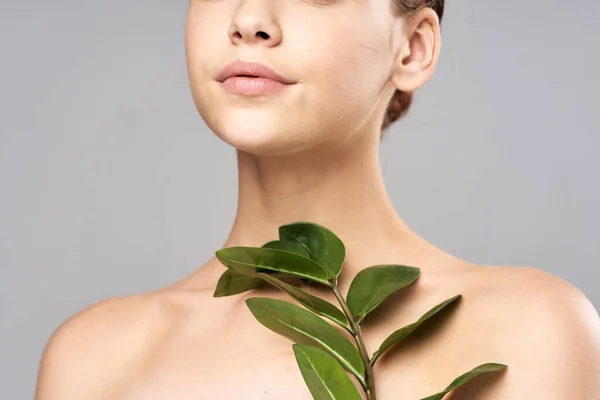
top-left (216, 60), bottom-right (296, 85)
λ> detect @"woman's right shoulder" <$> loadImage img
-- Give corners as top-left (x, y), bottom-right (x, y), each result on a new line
top-left (43, 291), bottom-right (166, 350)
top-left (35, 290), bottom-right (192, 399)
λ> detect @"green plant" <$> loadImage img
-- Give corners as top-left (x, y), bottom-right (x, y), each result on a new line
top-left (213, 222), bottom-right (507, 399)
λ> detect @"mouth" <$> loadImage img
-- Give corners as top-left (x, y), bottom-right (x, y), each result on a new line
top-left (219, 75), bottom-right (293, 95)
top-left (216, 60), bottom-right (296, 85)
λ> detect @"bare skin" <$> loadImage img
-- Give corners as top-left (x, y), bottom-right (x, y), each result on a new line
top-left (36, 0), bottom-right (600, 398)
top-left (36, 253), bottom-right (599, 399)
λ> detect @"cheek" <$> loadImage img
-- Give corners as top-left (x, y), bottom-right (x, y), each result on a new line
top-left (185, 10), bottom-right (230, 125)
top-left (185, 11), bottom-right (219, 87)
top-left (293, 21), bottom-right (390, 131)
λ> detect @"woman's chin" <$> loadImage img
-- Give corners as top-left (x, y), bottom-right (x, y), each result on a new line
top-left (211, 120), bottom-right (317, 156)
top-left (223, 133), bottom-right (311, 156)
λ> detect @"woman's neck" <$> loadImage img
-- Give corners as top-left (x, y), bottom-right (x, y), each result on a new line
top-left (210, 136), bottom-right (465, 294)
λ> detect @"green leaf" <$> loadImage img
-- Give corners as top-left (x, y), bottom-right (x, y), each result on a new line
top-left (213, 269), bottom-right (265, 297)
top-left (293, 344), bottom-right (362, 400)
top-left (262, 240), bottom-right (310, 257)
top-left (261, 240), bottom-right (313, 285)
top-left (245, 297), bottom-right (365, 379)
top-left (417, 363), bottom-right (508, 400)
top-left (215, 246), bottom-right (330, 285)
top-left (256, 272), bottom-right (350, 331)
top-left (346, 265), bottom-right (420, 323)
top-left (371, 295), bottom-right (461, 365)
top-left (279, 222), bottom-right (345, 279)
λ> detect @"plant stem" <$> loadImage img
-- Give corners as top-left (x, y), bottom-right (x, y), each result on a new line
top-left (330, 283), bottom-right (377, 400)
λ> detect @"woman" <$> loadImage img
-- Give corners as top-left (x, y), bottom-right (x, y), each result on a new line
top-left (36, 0), bottom-right (600, 399)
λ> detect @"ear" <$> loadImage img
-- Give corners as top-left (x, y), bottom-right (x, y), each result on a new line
top-left (390, 8), bottom-right (441, 93)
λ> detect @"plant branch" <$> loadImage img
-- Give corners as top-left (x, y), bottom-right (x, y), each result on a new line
top-left (330, 281), bottom-right (377, 400)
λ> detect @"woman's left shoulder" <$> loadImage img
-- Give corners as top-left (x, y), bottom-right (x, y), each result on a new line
top-left (480, 265), bottom-right (597, 311)
top-left (488, 265), bottom-right (599, 358)
top-left (474, 264), bottom-right (599, 326)
top-left (452, 265), bottom-right (600, 398)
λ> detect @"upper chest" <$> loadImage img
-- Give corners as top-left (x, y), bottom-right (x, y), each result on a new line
top-left (120, 272), bottom-right (514, 399)
top-left (122, 335), bottom-right (464, 400)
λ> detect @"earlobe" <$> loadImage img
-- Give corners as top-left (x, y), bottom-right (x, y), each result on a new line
top-left (390, 8), bottom-right (440, 93)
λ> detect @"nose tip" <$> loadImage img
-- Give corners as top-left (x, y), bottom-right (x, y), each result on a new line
top-left (231, 29), bottom-right (269, 42)
top-left (228, 26), bottom-right (281, 47)
top-left (227, 4), bottom-right (282, 48)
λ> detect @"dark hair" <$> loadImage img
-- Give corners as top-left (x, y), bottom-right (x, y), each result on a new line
top-left (380, 0), bottom-right (445, 136)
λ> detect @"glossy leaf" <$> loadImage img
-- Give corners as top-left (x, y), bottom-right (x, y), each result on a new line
top-left (213, 269), bottom-right (265, 297)
top-left (347, 265), bottom-right (420, 323)
top-left (216, 246), bottom-right (329, 285)
top-left (260, 241), bottom-right (313, 284)
top-left (371, 295), bottom-right (461, 365)
top-left (262, 240), bottom-right (310, 257)
top-left (293, 344), bottom-right (362, 400)
top-left (245, 297), bottom-right (365, 379)
top-left (256, 272), bottom-right (350, 331)
top-left (418, 363), bottom-right (508, 400)
top-left (279, 222), bottom-right (345, 279)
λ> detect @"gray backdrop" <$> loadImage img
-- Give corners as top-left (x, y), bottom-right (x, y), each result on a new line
top-left (1, 0), bottom-right (598, 398)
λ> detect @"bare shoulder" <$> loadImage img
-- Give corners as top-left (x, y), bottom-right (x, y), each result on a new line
top-left (454, 265), bottom-right (600, 399)
top-left (474, 265), bottom-right (600, 349)
top-left (474, 265), bottom-right (599, 324)
top-left (35, 288), bottom-right (214, 399)
top-left (36, 293), bottom-right (161, 399)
